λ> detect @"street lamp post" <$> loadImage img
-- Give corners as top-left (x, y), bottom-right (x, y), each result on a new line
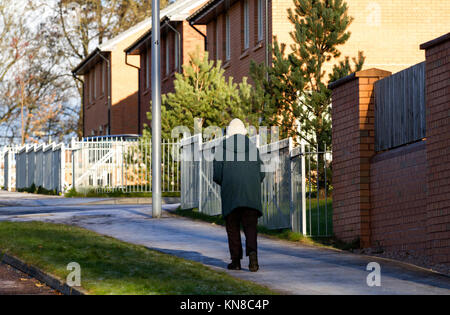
top-left (151, 0), bottom-right (162, 218)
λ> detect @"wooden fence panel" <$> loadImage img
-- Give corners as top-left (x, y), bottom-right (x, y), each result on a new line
top-left (375, 62), bottom-right (426, 151)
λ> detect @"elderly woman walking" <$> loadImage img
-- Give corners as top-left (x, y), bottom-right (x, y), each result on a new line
top-left (213, 119), bottom-right (265, 272)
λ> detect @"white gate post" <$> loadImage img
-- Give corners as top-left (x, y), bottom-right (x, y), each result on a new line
top-left (301, 142), bottom-right (307, 235)
top-left (197, 134), bottom-right (203, 213)
top-left (71, 138), bottom-right (76, 191)
top-left (60, 143), bottom-right (66, 193)
top-left (288, 137), bottom-right (295, 232)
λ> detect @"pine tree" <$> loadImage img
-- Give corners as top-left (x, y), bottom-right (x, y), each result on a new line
top-left (144, 49), bottom-right (258, 141)
top-left (250, 0), bottom-right (365, 149)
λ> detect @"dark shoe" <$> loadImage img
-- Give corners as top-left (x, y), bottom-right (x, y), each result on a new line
top-left (227, 260), bottom-right (241, 270)
top-left (248, 251), bottom-right (259, 272)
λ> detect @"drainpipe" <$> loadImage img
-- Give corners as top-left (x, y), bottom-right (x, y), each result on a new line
top-left (95, 51), bottom-right (111, 135)
top-left (265, 0), bottom-right (269, 79)
top-left (189, 21), bottom-right (207, 51)
top-left (164, 19), bottom-right (182, 73)
top-left (125, 53), bottom-right (141, 134)
top-left (71, 73), bottom-right (85, 138)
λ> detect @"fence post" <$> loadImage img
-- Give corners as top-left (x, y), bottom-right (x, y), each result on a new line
top-left (300, 142), bottom-right (307, 235)
top-left (7, 148), bottom-right (12, 192)
top-left (71, 138), bottom-right (76, 191)
top-left (288, 137), bottom-right (295, 232)
top-left (197, 134), bottom-right (203, 213)
top-left (60, 144), bottom-right (66, 193)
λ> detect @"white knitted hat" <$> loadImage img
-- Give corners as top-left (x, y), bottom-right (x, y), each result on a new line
top-left (226, 118), bottom-right (248, 137)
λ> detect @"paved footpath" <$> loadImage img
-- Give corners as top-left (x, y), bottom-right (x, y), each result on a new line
top-left (0, 191), bottom-right (449, 295)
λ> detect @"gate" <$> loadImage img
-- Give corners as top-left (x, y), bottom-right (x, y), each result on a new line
top-left (71, 137), bottom-right (180, 193)
top-left (180, 135), bottom-right (201, 208)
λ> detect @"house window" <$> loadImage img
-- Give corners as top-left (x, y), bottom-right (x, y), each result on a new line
top-left (146, 49), bottom-right (150, 90)
top-left (102, 61), bottom-right (106, 95)
top-left (215, 20), bottom-right (220, 60)
top-left (225, 13), bottom-right (230, 60)
top-left (257, 0), bottom-right (264, 42)
top-left (93, 66), bottom-right (97, 99)
top-left (94, 64), bottom-right (100, 99)
top-left (174, 33), bottom-right (179, 71)
top-left (89, 71), bottom-right (93, 103)
top-left (85, 75), bottom-right (89, 104)
top-left (243, 0), bottom-right (249, 50)
top-left (165, 38), bottom-right (170, 75)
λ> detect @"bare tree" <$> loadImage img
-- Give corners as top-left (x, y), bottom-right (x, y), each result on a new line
top-left (0, 0), bottom-right (162, 144)
top-left (37, 0), bottom-right (166, 136)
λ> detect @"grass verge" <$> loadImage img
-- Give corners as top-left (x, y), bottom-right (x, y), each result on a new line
top-left (0, 221), bottom-right (275, 295)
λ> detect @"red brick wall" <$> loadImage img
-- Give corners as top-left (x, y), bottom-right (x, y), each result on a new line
top-left (422, 34), bottom-right (450, 265)
top-left (331, 33), bottom-right (450, 267)
top-left (370, 141), bottom-right (428, 256)
top-left (331, 78), bottom-right (361, 243)
top-left (331, 69), bottom-right (391, 247)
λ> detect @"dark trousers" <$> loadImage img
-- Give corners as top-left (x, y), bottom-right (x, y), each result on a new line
top-left (225, 207), bottom-right (258, 261)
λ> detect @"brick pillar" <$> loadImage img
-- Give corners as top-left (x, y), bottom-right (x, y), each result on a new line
top-left (420, 33), bottom-right (450, 265)
top-left (329, 69), bottom-right (391, 248)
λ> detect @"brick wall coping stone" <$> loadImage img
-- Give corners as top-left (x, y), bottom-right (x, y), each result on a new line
top-left (328, 68), bottom-right (392, 90)
top-left (420, 32), bottom-right (450, 50)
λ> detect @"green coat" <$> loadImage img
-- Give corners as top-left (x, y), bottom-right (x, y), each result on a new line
top-left (213, 134), bottom-right (265, 218)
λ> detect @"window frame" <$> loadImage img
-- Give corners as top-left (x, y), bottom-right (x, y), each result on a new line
top-left (215, 19), bottom-right (220, 60)
top-left (257, 0), bottom-right (264, 42)
top-left (88, 71), bottom-right (93, 103)
top-left (243, 0), bottom-right (249, 50)
top-left (146, 49), bottom-right (150, 90)
top-left (174, 32), bottom-right (179, 71)
top-left (92, 67), bottom-right (96, 100)
top-left (165, 37), bottom-right (170, 76)
top-left (225, 13), bottom-right (230, 61)
top-left (102, 61), bottom-right (106, 95)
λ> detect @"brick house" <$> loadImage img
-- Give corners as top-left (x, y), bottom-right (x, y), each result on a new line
top-left (124, 0), bottom-right (207, 133)
top-left (72, 19), bottom-right (152, 137)
top-left (75, 0), bottom-right (449, 137)
top-left (187, 0), bottom-right (450, 83)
